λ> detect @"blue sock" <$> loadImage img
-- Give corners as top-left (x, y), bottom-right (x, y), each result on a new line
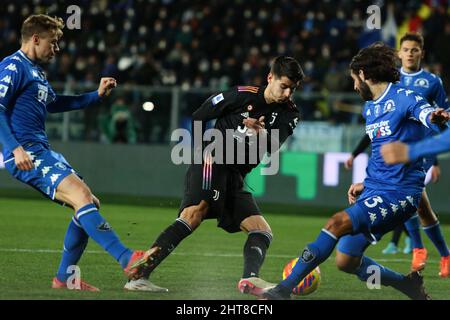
top-left (354, 256), bottom-right (405, 286)
top-left (281, 229), bottom-right (337, 291)
top-left (56, 217), bottom-right (88, 282)
top-left (76, 204), bottom-right (132, 269)
top-left (423, 222), bottom-right (449, 257)
top-left (404, 215), bottom-right (424, 249)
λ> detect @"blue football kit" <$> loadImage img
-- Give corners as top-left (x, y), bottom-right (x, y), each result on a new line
top-left (337, 82), bottom-right (442, 256)
top-left (399, 67), bottom-right (450, 172)
top-left (0, 50), bottom-right (99, 201)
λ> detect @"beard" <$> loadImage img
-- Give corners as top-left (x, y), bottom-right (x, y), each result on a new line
top-left (357, 81), bottom-right (373, 101)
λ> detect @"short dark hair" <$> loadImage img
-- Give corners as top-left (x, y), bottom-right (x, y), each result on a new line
top-left (21, 14), bottom-right (64, 42)
top-left (349, 42), bottom-right (400, 83)
top-left (400, 32), bottom-right (424, 49)
top-left (270, 56), bottom-right (305, 86)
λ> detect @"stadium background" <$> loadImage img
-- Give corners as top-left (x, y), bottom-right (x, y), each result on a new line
top-left (0, 0), bottom-right (449, 300)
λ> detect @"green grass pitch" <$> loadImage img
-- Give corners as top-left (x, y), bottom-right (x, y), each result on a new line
top-left (0, 197), bottom-right (448, 300)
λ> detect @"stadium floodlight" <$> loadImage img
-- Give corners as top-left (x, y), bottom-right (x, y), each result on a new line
top-left (142, 101), bottom-right (155, 111)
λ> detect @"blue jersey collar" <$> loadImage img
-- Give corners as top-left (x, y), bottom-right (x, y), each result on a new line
top-left (17, 50), bottom-right (37, 66)
top-left (373, 82), bottom-right (392, 104)
top-left (400, 67), bottom-right (424, 77)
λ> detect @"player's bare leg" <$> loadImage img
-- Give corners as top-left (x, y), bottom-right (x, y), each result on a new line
top-left (124, 201), bottom-right (209, 291)
top-left (238, 215), bottom-right (276, 297)
top-left (416, 190), bottom-right (450, 277)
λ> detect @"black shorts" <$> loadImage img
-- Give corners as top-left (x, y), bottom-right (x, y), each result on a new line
top-left (179, 163), bottom-right (261, 233)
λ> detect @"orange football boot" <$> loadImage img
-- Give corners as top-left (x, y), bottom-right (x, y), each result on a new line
top-left (411, 248), bottom-right (427, 271)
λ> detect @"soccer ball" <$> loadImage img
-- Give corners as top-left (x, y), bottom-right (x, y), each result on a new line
top-left (282, 258), bottom-right (321, 295)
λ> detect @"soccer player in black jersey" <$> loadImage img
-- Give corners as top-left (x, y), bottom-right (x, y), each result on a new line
top-left (124, 56), bottom-right (304, 294)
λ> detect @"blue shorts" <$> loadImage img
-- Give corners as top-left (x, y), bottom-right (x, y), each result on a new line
top-left (4, 143), bottom-right (77, 203)
top-left (342, 188), bottom-right (421, 251)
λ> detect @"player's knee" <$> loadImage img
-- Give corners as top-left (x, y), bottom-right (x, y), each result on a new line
top-left (335, 250), bottom-right (361, 274)
top-left (180, 206), bottom-right (206, 229)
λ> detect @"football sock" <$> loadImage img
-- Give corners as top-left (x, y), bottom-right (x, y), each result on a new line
top-left (404, 215), bottom-right (424, 249)
top-left (280, 229), bottom-right (337, 291)
top-left (143, 218), bottom-right (192, 278)
top-left (391, 224), bottom-right (404, 246)
top-left (75, 204), bottom-right (132, 269)
top-left (56, 217), bottom-right (89, 282)
top-left (423, 222), bottom-right (449, 257)
top-left (354, 256), bottom-right (405, 286)
top-left (242, 231), bottom-right (272, 278)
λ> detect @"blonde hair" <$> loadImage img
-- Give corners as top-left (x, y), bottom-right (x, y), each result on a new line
top-left (21, 14), bottom-right (64, 42)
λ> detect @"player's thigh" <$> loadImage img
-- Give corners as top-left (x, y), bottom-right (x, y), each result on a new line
top-left (417, 189), bottom-right (437, 225)
top-left (55, 173), bottom-right (94, 210)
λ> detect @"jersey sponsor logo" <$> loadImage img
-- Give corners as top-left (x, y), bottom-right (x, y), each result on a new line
top-left (366, 120), bottom-right (391, 139)
top-left (0, 84), bottom-right (8, 98)
top-left (383, 99), bottom-right (396, 113)
top-left (0, 75), bottom-right (12, 84)
top-left (414, 78), bottom-right (429, 88)
top-left (5, 63), bottom-right (17, 72)
top-left (211, 93), bottom-right (224, 106)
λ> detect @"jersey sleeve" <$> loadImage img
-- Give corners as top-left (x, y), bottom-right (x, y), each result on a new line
top-left (409, 128), bottom-right (450, 161)
top-left (352, 134), bottom-right (371, 157)
top-left (46, 91), bottom-right (101, 113)
top-left (406, 94), bottom-right (443, 133)
top-left (0, 61), bottom-right (25, 152)
top-left (431, 76), bottom-right (450, 110)
top-left (192, 87), bottom-right (239, 121)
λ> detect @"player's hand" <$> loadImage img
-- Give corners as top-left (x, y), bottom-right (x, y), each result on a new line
top-left (429, 108), bottom-right (450, 125)
top-left (98, 77), bottom-right (117, 97)
top-left (380, 141), bottom-right (410, 164)
top-left (243, 116), bottom-right (265, 135)
top-left (13, 146), bottom-right (34, 171)
top-left (347, 183), bottom-right (364, 204)
top-left (344, 156), bottom-right (354, 170)
top-left (430, 165), bottom-right (441, 183)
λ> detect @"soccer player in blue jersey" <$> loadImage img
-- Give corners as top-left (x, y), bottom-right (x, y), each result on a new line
top-left (345, 33), bottom-right (450, 277)
top-left (261, 43), bottom-right (450, 300)
top-left (0, 15), bottom-right (156, 291)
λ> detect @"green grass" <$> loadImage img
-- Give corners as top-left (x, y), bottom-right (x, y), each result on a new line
top-left (0, 197), bottom-right (448, 300)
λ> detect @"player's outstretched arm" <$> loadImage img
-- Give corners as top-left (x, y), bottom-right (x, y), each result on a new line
top-left (382, 128), bottom-right (450, 164)
top-left (46, 77), bottom-right (117, 113)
